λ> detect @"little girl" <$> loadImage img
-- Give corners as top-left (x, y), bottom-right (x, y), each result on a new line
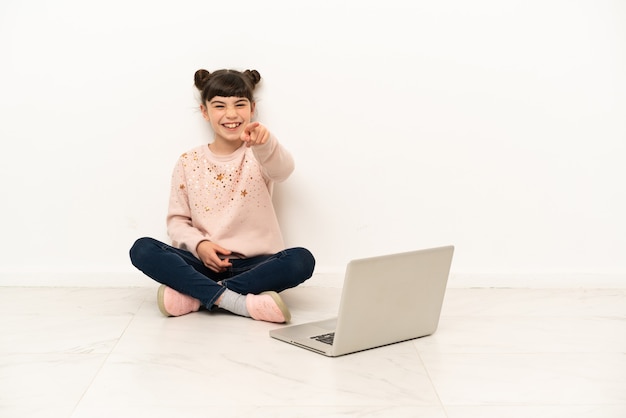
top-left (129, 68), bottom-right (315, 323)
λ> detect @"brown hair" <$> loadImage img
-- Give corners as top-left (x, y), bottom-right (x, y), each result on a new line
top-left (194, 69), bottom-right (261, 104)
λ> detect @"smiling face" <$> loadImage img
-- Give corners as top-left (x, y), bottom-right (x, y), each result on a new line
top-left (201, 96), bottom-right (256, 151)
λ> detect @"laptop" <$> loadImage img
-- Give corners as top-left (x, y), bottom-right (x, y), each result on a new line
top-left (270, 245), bottom-right (454, 357)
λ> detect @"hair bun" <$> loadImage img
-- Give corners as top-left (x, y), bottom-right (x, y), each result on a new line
top-left (194, 69), bottom-right (211, 90)
top-left (243, 70), bottom-right (261, 86)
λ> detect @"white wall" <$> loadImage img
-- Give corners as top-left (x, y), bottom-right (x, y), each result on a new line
top-left (1, 0), bottom-right (625, 287)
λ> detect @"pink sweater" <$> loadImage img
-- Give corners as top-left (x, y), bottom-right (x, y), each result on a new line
top-left (166, 135), bottom-right (294, 258)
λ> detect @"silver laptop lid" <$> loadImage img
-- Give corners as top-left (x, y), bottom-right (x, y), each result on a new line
top-left (331, 245), bottom-right (454, 356)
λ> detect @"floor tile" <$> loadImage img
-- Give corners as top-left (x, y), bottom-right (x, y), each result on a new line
top-left (78, 343), bottom-right (441, 409)
top-left (445, 405), bottom-right (626, 418)
top-left (0, 353), bottom-right (106, 415)
top-left (420, 352), bottom-right (626, 405)
top-left (0, 315), bottom-right (133, 354)
top-left (441, 288), bottom-right (626, 317)
top-left (0, 287), bottom-right (150, 316)
top-left (416, 315), bottom-right (626, 353)
top-left (0, 285), bottom-right (624, 417)
top-left (72, 405), bottom-right (448, 418)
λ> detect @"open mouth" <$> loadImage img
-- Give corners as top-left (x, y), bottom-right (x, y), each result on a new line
top-left (223, 123), bottom-right (242, 129)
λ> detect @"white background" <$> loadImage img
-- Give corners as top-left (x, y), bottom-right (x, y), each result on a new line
top-left (1, 0), bottom-right (624, 286)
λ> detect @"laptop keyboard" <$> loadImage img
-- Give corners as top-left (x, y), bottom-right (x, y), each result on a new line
top-left (310, 332), bottom-right (335, 345)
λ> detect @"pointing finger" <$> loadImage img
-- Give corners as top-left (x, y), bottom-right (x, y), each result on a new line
top-left (244, 122), bottom-right (260, 134)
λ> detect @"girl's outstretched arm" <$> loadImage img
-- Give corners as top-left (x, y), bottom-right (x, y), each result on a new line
top-left (248, 127), bottom-right (295, 182)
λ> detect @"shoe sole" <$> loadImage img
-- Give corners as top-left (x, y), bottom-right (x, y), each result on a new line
top-left (157, 284), bottom-right (172, 317)
top-left (261, 291), bottom-right (291, 323)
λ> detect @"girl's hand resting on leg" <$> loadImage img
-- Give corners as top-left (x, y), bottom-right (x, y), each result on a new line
top-left (196, 241), bottom-right (233, 273)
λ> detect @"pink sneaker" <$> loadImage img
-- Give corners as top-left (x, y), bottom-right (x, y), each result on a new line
top-left (157, 285), bottom-right (201, 317)
top-left (246, 291), bottom-right (291, 323)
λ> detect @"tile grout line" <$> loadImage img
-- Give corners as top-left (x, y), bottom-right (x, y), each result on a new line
top-left (414, 345), bottom-right (450, 418)
top-left (69, 293), bottom-right (150, 417)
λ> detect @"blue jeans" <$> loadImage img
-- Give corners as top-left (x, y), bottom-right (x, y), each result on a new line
top-left (129, 237), bottom-right (315, 309)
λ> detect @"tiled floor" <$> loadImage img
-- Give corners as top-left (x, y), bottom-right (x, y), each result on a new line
top-left (1, 281), bottom-right (625, 417)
